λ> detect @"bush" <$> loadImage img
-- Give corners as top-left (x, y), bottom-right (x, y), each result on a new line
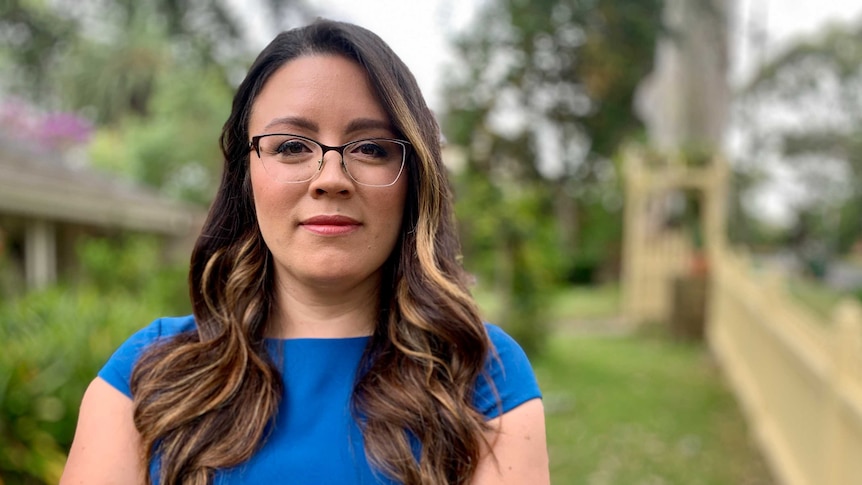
top-left (0, 236), bottom-right (189, 484)
top-left (454, 170), bottom-right (563, 357)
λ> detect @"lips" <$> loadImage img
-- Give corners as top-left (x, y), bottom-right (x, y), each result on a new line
top-left (299, 215), bottom-right (361, 236)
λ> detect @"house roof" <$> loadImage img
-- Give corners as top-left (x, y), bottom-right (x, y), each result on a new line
top-left (0, 136), bottom-right (205, 236)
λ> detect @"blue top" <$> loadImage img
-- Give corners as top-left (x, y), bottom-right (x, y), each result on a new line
top-left (98, 315), bottom-right (541, 484)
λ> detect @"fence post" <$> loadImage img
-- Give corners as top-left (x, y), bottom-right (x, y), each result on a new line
top-left (622, 149), bottom-right (646, 326)
top-left (703, 155), bottom-right (728, 262)
top-left (827, 299), bottom-right (862, 485)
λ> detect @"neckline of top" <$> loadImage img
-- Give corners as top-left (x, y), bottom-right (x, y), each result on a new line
top-left (265, 335), bottom-right (372, 343)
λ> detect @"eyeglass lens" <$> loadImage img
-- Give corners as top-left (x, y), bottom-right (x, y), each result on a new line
top-left (254, 134), bottom-right (406, 186)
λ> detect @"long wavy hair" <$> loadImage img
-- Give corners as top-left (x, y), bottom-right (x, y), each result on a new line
top-left (129, 19), bottom-right (491, 485)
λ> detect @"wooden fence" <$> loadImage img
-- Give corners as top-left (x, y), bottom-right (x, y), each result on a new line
top-left (708, 250), bottom-right (862, 485)
top-left (622, 149), bottom-right (862, 485)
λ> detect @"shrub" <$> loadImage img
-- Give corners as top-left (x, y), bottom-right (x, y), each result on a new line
top-left (0, 236), bottom-right (189, 484)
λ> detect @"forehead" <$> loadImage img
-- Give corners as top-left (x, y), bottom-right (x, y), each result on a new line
top-left (249, 54), bottom-right (392, 135)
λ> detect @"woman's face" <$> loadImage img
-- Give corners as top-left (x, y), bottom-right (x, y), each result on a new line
top-left (247, 55), bottom-right (408, 294)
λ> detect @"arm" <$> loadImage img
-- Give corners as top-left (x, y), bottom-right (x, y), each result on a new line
top-left (472, 398), bottom-right (550, 484)
top-left (60, 377), bottom-right (143, 485)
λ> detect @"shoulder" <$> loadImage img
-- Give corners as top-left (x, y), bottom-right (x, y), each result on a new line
top-left (61, 377), bottom-right (144, 484)
top-left (474, 323), bottom-right (542, 419)
top-left (134, 314), bottom-right (198, 341)
top-left (484, 323), bottom-right (524, 356)
top-left (483, 323), bottom-right (537, 379)
top-left (97, 315), bottom-right (197, 398)
top-left (473, 325), bottom-right (549, 483)
top-left (109, 314), bottom-right (197, 364)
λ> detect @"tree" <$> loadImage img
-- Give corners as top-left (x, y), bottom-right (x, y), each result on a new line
top-left (737, 21), bottom-right (862, 258)
top-left (0, 0), bottom-right (306, 117)
top-left (443, 0), bottom-right (665, 353)
top-left (86, 63), bottom-right (234, 204)
top-left (1, 0), bottom-right (309, 204)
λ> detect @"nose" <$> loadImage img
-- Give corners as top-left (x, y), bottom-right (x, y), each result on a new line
top-left (308, 149), bottom-right (353, 196)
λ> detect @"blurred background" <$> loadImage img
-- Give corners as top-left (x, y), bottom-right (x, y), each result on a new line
top-left (2, 0), bottom-right (862, 483)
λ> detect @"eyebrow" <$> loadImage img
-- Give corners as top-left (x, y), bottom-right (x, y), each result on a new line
top-left (261, 116), bottom-right (393, 136)
top-left (263, 116), bottom-right (318, 133)
top-left (344, 118), bottom-right (393, 135)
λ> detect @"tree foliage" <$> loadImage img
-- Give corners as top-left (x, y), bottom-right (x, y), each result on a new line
top-left (87, 64), bottom-right (233, 204)
top-left (0, 0), bottom-right (308, 204)
top-left (738, 21), bottom-right (862, 256)
top-left (0, 0), bottom-right (305, 116)
top-left (446, 0), bottom-right (662, 176)
top-left (443, 0), bottom-right (664, 353)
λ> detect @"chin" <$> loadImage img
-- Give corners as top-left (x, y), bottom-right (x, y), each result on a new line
top-left (285, 265), bottom-right (381, 289)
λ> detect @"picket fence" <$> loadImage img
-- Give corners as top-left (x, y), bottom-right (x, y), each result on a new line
top-left (622, 149), bottom-right (862, 485)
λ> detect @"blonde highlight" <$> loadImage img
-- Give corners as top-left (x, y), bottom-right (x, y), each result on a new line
top-left (130, 229), bottom-right (281, 485)
top-left (348, 36), bottom-right (494, 482)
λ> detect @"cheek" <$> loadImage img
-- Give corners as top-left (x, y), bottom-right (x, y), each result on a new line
top-left (249, 166), bottom-right (289, 240)
top-left (251, 161), bottom-right (288, 206)
top-left (381, 186), bottom-right (409, 243)
top-left (248, 160), bottom-right (263, 203)
top-left (249, 169), bottom-right (269, 222)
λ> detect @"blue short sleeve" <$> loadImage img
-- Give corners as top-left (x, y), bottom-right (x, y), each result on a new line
top-left (473, 324), bottom-right (542, 419)
top-left (97, 315), bottom-right (196, 398)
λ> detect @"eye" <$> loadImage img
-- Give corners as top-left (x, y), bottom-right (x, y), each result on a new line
top-left (350, 141), bottom-right (389, 159)
top-left (275, 139), bottom-right (311, 155)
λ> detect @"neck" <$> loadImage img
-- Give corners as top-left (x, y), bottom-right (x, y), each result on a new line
top-left (268, 273), bottom-right (382, 339)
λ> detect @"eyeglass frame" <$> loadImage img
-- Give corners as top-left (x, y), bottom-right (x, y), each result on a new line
top-left (248, 133), bottom-right (412, 187)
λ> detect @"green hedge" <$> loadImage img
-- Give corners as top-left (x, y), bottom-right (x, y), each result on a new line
top-left (0, 237), bottom-right (189, 484)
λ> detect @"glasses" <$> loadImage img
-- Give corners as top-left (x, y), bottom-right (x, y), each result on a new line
top-left (249, 133), bottom-right (410, 187)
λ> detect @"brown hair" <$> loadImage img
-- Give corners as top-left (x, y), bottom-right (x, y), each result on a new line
top-left (130, 19), bottom-right (490, 485)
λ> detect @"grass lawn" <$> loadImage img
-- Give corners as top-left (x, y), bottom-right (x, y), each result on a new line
top-left (533, 331), bottom-right (775, 485)
top-left (548, 284), bottom-right (622, 322)
top-left (473, 284), bottom-right (622, 325)
top-left (477, 283), bottom-right (775, 483)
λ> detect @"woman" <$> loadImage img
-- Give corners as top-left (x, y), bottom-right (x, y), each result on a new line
top-left (61, 19), bottom-right (548, 485)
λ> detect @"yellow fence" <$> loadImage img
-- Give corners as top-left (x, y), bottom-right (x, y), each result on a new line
top-left (708, 250), bottom-right (862, 485)
top-left (622, 149), bottom-right (862, 485)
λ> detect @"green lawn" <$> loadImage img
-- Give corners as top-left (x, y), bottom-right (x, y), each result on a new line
top-left (475, 283), bottom-right (774, 483)
top-left (533, 332), bottom-right (775, 484)
top-left (548, 284), bottom-right (621, 322)
top-left (472, 284), bottom-right (622, 325)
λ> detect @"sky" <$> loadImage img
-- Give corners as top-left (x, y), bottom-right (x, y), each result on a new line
top-left (310, 0), bottom-right (479, 112)
top-left (734, 0), bottom-right (862, 79)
